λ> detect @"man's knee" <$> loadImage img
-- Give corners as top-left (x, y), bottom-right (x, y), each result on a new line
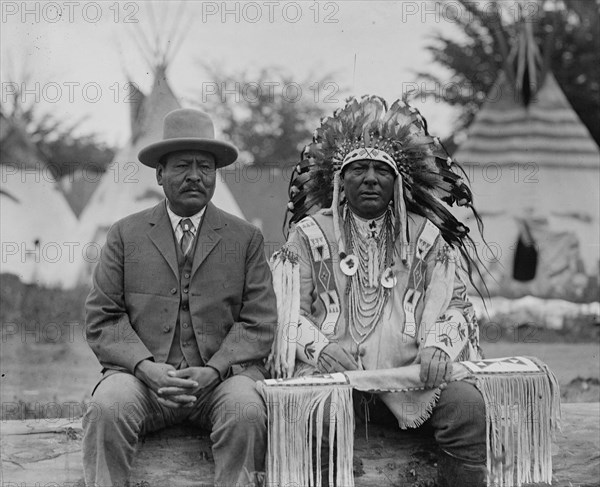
top-left (84, 373), bottom-right (146, 431)
top-left (436, 381), bottom-right (485, 429)
top-left (212, 376), bottom-right (267, 433)
top-left (430, 380), bottom-right (486, 463)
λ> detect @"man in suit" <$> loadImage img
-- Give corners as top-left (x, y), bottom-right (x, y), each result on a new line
top-left (82, 108), bottom-right (277, 487)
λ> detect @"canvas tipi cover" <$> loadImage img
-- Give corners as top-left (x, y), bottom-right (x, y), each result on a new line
top-left (1, 119), bottom-right (81, 289)
top-left (454, 72), bottom-right (600, 299)
top-left (78, 66), bottom-right (244, 281)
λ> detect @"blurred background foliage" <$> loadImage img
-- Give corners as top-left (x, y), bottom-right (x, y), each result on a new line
top-left (194, 64), bottom-right (339, 167)
top-left (414, 0), bottom-right (600, 151)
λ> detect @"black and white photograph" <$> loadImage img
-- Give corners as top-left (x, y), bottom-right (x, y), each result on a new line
top-left (1, 1), bottom-right (599, 486)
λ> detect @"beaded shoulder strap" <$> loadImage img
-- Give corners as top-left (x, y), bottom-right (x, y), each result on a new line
top-left (402, 219), bottom-right (439, 337)
top-left (296, 217), bottom-right (341, 335)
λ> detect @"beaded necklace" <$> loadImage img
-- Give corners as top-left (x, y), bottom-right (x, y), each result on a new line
top-left (344, 207), bottom-right (395, 352)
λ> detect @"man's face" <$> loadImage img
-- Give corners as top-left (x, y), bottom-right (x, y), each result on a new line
top-left (156, 150), bottom-right (217, 216)
top-left (342, 159), bottom-right (396, 219)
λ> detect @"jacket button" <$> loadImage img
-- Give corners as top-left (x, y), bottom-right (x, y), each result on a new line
top-left (170, 288), bottom-right (177, 294)
top-left (163, 326), bottom-right (171, 333)
top-left (184, 273), bottom-right (190, 279)
top-left (182, 322), bottom-right (189, 329)
top-left (183, 287), bottom-right (189, 294)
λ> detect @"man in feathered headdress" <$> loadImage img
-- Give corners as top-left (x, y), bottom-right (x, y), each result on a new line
top-left (269, 96), bottom-right (487, 486)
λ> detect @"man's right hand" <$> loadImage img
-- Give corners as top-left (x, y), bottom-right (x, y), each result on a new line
top-left (316, 342), bottom-right (359, 373)
top-left (417, 347), bottom-right (452, 388)
top-left (134, 360), bottom-right (198, 408)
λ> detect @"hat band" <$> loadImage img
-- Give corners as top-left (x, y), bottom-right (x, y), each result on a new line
top-left (341, 147), bottom-right (398, 174)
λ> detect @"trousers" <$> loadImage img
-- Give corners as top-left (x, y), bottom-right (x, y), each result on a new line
top-left (82, 372), bottom-right (267, 487)
top-left (354, 380), bottom-right (487, 463)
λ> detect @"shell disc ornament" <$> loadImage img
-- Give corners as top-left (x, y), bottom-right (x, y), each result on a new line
top-left (380, 267), bottom-right (397, 288)
top-left (339, 253), bottom-right (358, 276)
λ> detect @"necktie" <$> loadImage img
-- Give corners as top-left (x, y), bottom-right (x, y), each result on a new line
top-left (179, 218), bottom-right (195, 256)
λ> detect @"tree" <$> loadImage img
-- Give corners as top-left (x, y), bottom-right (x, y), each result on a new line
top-left (0, 68), bottom-right (115, 178)
top-left (414, 0), bottom-right (600, 148)
top-left (194, 64), bottom-right (344, 167)
top-left (38, 130), bottom-right (115, 178)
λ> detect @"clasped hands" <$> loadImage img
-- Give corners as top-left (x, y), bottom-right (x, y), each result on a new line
top-left (134, 360), bottom-right (220, 409)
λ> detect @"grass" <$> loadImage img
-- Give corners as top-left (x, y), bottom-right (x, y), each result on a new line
top-left (1, 274), bottom-right (98, 420)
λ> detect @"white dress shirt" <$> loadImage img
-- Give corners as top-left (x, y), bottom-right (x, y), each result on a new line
top-left (165, 201), bottom-right (205, 243)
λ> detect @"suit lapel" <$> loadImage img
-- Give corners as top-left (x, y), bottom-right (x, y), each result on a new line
top-left (191, 202), bottom-right (223, 277)
top-left (147, 202), bottom-right (179, 278)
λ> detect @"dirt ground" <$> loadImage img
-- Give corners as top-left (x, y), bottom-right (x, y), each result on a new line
top-left (2, 318), bottom-right (598, 420)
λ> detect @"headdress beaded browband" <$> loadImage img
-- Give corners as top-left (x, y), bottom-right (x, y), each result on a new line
top-left (285, 95), bottom-right (484, 287)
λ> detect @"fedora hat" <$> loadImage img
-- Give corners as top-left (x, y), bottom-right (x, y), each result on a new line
top-left (138, 108), bottom-right (238, 168)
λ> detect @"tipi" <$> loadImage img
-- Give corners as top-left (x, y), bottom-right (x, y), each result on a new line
top-left (78, 25), bottom-right (244, 282)
top-left (454, 20), bottom-right (600, 301)
top-left (1, 111), bottom-right (81, 288)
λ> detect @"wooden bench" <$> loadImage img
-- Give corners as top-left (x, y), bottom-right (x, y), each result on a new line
top-left (1, 403), bottom-right (598, 486)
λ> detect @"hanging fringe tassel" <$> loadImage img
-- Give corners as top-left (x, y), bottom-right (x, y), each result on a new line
top-left (367, 238), bottom-right (378, 287)
top-left (257, 382), bottom-right (355, 487)
top-left (331, 172), bottom-right (345, 258)
top-left (394, 176), bottom-right (409, 264)
top-left (267, 249), bottom-right (300, 378)
top-left (259, 357), bottom-right (559, 487)
top-left (474, 359), bottom-right (562, 487)
top-left (418, 246), bottom-right (455, 344)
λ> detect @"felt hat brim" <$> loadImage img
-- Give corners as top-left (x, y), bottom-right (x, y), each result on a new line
top-left (138, 138), bottom-right (238, 169)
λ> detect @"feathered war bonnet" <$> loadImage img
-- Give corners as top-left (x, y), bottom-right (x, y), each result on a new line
top-left (286, 95), bottom-right (484, 278)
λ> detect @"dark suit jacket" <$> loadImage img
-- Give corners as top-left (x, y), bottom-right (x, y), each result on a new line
top-left (85, 201), bottom-right (277, 381)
